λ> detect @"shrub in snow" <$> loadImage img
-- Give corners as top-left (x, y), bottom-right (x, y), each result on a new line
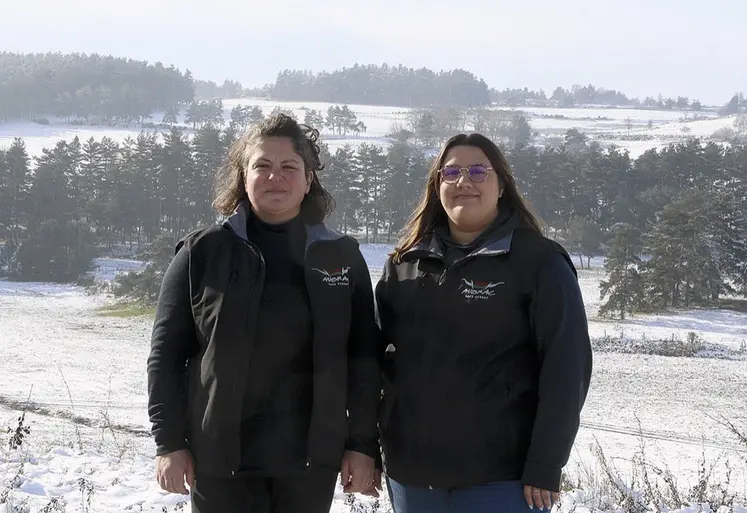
top-left (112, 236), bottom-right (173, 304)
top-left (559, 438), bottom-right (746, 513)
top-left (6, 218), bottom-right (97, 283)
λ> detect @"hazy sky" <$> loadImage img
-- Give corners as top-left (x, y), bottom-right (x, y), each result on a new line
top-left (1, 0), bottom-right (743, 105)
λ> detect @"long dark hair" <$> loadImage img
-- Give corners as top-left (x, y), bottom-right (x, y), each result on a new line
top-left (393, 133), bottom-right (541, 263)
top-left (212, 113), bottom-right (335, 224)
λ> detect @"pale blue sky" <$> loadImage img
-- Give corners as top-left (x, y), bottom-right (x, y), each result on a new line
top-left (1, 0), bottom-right (743, 105)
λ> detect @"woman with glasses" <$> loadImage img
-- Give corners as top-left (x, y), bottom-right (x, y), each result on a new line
top-left (370, 133), bottom-right (593, 512)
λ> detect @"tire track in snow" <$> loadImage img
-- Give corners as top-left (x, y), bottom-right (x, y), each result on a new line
top-left (579, 421), bottom-right (747, 453)
top-left (0, 394), bottom-right (151, 437)
top-left (2, 394), bottom-right (744, 453)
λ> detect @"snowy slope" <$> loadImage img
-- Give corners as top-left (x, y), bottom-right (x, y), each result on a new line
top-left (0, 102), bottom-right (738, 162)
top-left (1, 247), bottom-right (747, 511)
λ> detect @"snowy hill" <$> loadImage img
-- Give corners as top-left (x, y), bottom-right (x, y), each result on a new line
top-left (0, 100), bottom-right (738, 162)
top-left (1, 247), bottom-right (746, 512)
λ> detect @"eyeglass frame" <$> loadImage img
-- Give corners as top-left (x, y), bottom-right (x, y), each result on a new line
top-left (439, 164), bottom-right (495, 184)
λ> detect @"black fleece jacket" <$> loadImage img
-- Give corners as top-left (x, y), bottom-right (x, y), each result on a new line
top-left (147, 202), bottom-right (381, 477)
top-left (375, 212), bottom-right (593, 492)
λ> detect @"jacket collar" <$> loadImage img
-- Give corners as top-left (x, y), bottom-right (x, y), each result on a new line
top-left (401, 208), bottom-right (519, 263)
top-left (223, 200), bottom-right (344, 255)
top-left (402, 231), bottom-right (514, 262)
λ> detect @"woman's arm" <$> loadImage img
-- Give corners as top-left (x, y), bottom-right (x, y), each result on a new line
top-left (147, 245), bottom-right (199, 456)
top-left (523, 249), bottom-right (593, 492)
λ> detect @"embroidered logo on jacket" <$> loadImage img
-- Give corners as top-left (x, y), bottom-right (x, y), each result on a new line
top-left (459, 278), bottom-right (504, 301)
top-left (313, 267), bottom-right (351, 287)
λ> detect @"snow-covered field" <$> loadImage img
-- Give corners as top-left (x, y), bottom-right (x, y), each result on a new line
top-left (0, 122), bottom-right (151, 163)
top-left (1, 248), bottom-right (746, 512)
top-left (0, 100), bottom-right (739, 162)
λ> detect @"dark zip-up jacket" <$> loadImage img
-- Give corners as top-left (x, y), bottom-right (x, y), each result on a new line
top-left (375, 213), bottom-right (592, 492)
top-left (147, 201), bottom-right (381, 477)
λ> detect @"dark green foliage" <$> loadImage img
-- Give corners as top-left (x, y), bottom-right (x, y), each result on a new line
top-left (643, 189), bottom-right (747, 310)
top-left (1, 110), bottom-right (746, 302)
top-left (566, 217), bottom-right (604, 270)
top-left (599, 223), bottom-right (645, 319)
top-left (7, 218), bottom-right (97, 282)
top-left (194, 79), bottom-right (244, 100)
top-left (270, 65), bottom-right (490, 108)
top-left (113, 236), bottom-right (174, 304)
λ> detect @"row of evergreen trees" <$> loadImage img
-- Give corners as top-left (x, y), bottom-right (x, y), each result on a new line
top-left (4, 52), bottom-right (744, 122)
top-left (487, 86), bottom-right (747, 114)
top-left (1, 121), bottom-right (745, 314)
top-left (490, 84), bottom-right (708, 110)
top-left (0, 52), bottom-right (194, 123)
top-left (268, 65), bottom-right (491, 108)
top-left (600, 188), bottom-right (746, 317)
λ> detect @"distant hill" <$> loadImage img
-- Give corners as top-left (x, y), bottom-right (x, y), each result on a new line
top-left (0, 52), bottom-right (194, 124)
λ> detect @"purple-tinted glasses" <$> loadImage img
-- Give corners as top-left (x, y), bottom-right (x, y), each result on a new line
top-left (440, 164), bottom-right (493, 184)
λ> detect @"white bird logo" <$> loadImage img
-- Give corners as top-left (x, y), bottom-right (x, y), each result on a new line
top-left (461, 278), bottom-right (502, 289)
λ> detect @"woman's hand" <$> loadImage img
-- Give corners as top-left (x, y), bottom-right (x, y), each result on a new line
top-left (155, 449), bottom-right (195, 495)
top-left (341, 450), bottom-right (376, 494)
top-left (361, 469), bottom-right (382, 497)
top-left (524, 485), bottom-right (559, 511)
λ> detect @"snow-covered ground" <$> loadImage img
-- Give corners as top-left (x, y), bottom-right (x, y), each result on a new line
top-left (1, 248), bottom-right (746, 512)
top-left (0, 100), bottom-right (739, 162)
top-left (0, 122), bottom-right (152, 163)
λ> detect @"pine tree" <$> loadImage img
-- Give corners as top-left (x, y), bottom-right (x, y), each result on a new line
top-left (354, 144), bottom-right (388, 242)
top-left (9, 139), bottom-right (97, 281)
top-left (124, 133), bottom-right (162, 244)
top-left (248, 106), bottom-right (265, 127)
top-left (599, 223), bottom-right (645, 319)
top-left (0, 149), bottom-right (7, 243)
top-left (185, 101), bottom-right (201, 129)
top-left (162, 105), bottom-right (179, 127)
top-left (565, 216), bottom-right (603, 270)
top-left (160, 128), bottom-right (196, 240)
top-left (9, 217), bottom-right (96, 282)
top-left (193, 126), bottom-right (224, 225)
top-left (304, 109), bottom-right (325, 130)
top-left (229, 105), bottom-right (249, 133)
top-left (644, 190), bottom-right (726, 309)
top-left (318, 146), bottom-right (360, 233)
top-left (0, 138), bottom-right (31, 246)
top-left (384, 141), bottom-right (429, 241)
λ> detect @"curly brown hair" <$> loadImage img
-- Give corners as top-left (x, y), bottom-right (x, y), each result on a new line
top-left (212, 113), bottom-right (335, 224)
top-left (393, 132), bottom-right (542, 263)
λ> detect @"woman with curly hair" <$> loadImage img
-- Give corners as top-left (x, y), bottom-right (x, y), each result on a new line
top-left (147, 113), bottom-right (381, 513)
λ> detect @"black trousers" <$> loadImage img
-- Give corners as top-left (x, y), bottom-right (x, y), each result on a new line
top-left (191, 471), bottom-right (338, 513)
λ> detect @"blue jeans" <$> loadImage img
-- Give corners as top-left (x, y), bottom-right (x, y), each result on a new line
top-left (386, 477), bottom-right (534, 513)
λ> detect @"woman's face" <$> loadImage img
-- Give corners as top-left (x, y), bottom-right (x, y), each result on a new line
top-left (438, 145), bottom-right (501, 234)
top-left (243, 136), bottom-right (312, 223)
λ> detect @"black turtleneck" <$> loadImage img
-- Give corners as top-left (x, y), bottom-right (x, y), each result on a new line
top-left (239, 213), bottom-right (314, 476)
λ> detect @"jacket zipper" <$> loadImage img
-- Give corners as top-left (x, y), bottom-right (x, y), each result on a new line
top-left (301, 238), bottom-right (324, 471)
top-left (229, 237), bottom-right (265, 476)
top-left (435, 250), bottom-right (509, 285)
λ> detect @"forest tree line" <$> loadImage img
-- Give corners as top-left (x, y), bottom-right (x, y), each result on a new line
top-left (1, 104), bottom-right (746, 315)
top-left (2, 53), bottom-right (745, 123)
top-left (0, 52), bottom-right (194, 124)
top-left (264, 65), bottom-right (492, 108)
top-left (233, 68), bottom-right (745, 112)
top-left (490, 85), bottom-right (745, 114)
